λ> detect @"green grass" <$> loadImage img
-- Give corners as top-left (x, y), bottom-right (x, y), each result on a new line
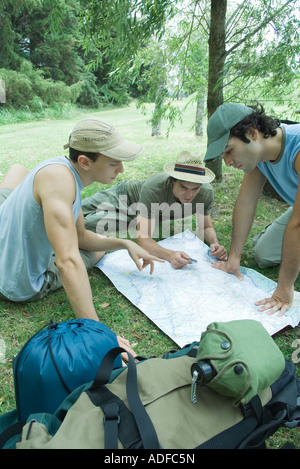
top-left (0, 100), bottom-right (299, 448)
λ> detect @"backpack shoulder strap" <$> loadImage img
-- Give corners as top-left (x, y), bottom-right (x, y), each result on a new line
top-left (88, 347), bottom-right (160, 449)
top-left (0, 420), bottom-right (26, 449)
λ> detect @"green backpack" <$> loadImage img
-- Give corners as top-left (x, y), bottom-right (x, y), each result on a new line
top-left (1, 320), bottom-right (299, 450)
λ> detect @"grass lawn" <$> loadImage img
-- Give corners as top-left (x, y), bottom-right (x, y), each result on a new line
top-left (0, 100), bottom-right (299, 448)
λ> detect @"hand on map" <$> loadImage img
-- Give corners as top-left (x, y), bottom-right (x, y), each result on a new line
top-left (211, 257), bottom-right (243, 280)
top-left (169, 251), bottom-right (192, 269)
top-left (212, 259), bottom-right (292, 316)
top-left (255, 285), bottom-right (293, 316)
top-left (209, 243), bottom-right (228, 261)
top-left (126, 243), bottom-right (164, 274)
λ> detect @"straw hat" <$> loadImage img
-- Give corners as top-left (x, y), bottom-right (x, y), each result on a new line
top-left (164, 151), bottom-right (215, 184)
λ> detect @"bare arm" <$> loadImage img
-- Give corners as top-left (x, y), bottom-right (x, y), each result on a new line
top-left (212, 167), bottom-right (266, 276)
top-left (34, 165), bottom-right (99, 321)
top-left (35, 166), bottom-right (162, 316)
top-left (199, 214), bottom-right (227, 260)
top-left (35, 166), bottom-right (163, 357)
top-left (77, 211), bottom-right (163, 274)
top-left (136, 214), bottom-right (191, 269)
top-left (255, 152), bottom-right (300, 315)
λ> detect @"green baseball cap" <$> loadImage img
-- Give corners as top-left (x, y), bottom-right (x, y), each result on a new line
top-left (64, 118), bottom-right (144, 161)
top-left (204, 103), bottom-right (253, 161)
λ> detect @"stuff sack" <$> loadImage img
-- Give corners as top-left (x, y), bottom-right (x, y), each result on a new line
top-left (1, 320), bottom-right (298, 450)
top-left (13, 319), bottom-right (122, 420)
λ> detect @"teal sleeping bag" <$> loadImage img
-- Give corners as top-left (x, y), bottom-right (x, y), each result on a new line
top-left (13, 319), bottom-right (122, 420)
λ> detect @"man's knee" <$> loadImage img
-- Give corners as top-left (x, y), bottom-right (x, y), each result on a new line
top-left (0, 164), bottom-right (29, 189)
top-left (254, 245), bottom-right (280, 268)
top-left (252, 210), bottom-right (290, 269)
top-left (253, 236), bottom-right (281, 268)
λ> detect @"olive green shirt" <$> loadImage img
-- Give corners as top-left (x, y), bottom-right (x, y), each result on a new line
top-left (127, 173), bottom-right (214, 220)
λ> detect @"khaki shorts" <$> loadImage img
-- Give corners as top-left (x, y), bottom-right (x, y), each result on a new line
top-left (0, 188), bottom-right (96, 302)
top-left (0, 251), bottom-right (96, 303)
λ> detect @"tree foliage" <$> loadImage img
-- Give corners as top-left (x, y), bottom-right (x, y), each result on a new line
top-left (221, 0), bottom-right (300, 106)
top-left (0, 0), bottom-right (137, 109)
top-left (0, 0), bottom-right (299, 146)
top-left (205, 0), bottom-right (300, 177)
top-left (0, 62), bottom-right (82, 110)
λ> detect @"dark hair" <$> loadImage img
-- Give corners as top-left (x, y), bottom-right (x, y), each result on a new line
top-left (230, 103), bottom-right (281, 143)
top-left (69, 147), bottom-right (100, 162)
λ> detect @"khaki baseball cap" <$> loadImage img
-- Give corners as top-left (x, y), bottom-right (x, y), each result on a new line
top-left (64, 118), bottom-right (144, 161)
top-left (204, 103), bottom-right (253, 161)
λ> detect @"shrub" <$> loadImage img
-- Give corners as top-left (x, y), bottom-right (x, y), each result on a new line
top-left (0, 60), bottom-right (82, 110)
top-left (76, 72), bottom-right (102, 108)
top-left (0, 68), bottom-right (34, 108)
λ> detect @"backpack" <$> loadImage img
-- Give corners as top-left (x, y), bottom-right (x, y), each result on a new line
top-left (1, 319), bottom-right (299, 449)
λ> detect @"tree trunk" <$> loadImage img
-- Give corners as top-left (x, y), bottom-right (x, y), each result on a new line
top-left (206, 0), bottom-right (227, 180)
top-left (151, 83), bottom-right (164, 136)
top-left (195, 92), bottom-right (205, 137)
top-left (151, 115), bottom-right (162, 136)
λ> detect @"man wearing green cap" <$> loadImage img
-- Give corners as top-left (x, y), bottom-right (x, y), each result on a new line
top-left (0, 118), bottom-right (162, 355)
top-left (204, 102), bottom-right (300, 316)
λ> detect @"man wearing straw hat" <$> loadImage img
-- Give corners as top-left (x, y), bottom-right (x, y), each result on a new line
top-left (82, 150), bottom-right (227, 269)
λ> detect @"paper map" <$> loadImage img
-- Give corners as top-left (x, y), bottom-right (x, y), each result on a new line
top-left (96, 230), bottom-right (300, 347)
